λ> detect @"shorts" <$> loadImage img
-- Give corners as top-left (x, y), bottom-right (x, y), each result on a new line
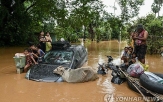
top-left (136, 45), bottom-right (147, 59)
top-left (134, 45), bottom-right (139, 54)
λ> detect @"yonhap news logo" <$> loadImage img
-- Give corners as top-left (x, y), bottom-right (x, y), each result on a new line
top-left (104, 93), bottom-right (114, 102)
top-left (104, 93), bottom-right (162, 102)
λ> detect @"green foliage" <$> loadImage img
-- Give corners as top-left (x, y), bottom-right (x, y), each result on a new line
top-left (0, 0), bottom-right (68, 46)
top-left (151, 3), bottom-right (160, 16)
top-left (95, 22), bottom-right (112, 41)
top-left (0, 0), bottom-right (145, 46)
top-left (54, 26), bottom-right (79, 43)
top-left (107, 15), bottom-right (122, 39)
top-left (146, 19), bottom-right (163, 54)
top-left (118, 0), bottom-right (144, 22)
top-left (153, 0), bottom-right (163, 17)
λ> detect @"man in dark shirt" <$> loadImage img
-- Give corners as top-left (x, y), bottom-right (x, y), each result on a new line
top-left (132, 24), bottom-right (148, 64)
top-left (128, 47), bottom-right (133, 61)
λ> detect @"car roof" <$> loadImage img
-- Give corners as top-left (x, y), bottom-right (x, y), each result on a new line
top-left (51, 41), bottom-right (84, 52)
top-left (52, 44), bottom-right (83, 52)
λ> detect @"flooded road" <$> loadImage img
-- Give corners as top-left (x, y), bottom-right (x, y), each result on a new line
top-left (0, 40), bottom-right (163, 102)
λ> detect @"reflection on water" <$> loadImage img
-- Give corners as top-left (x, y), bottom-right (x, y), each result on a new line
top-left (0, 40), bottom-right (162, 102)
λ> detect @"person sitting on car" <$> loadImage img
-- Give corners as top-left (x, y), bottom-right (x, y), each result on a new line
top-left (29, 44), bottom-right (39, 62)
top-left (36, 44), bottom-right (45, 57)
top-left (36, 44), bottom-right (45, 63)
top-left (24, 49), bottom-right (38, 72)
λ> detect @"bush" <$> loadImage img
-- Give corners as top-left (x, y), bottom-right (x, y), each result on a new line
top-left (146, 19), bottom-right (163, 54)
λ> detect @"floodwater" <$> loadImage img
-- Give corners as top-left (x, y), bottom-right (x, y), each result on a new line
top-left (0, 40), bottom-right (163, 102)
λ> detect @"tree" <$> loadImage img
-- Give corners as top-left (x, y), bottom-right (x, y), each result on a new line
top-left (94, 19), bottom-right (112, 42)
top-left (146, 18), bottom-right (163, 54)
top-left (106, 15), bottom-right (122, 39)
top-left (68, 0), bottom-right (105, 41)
top-left (0, 0), bottom-right (68, 46)
top-left (154, 0), bottom-right (163, 17)
top-left (117, 0), bottom-right (144, 22)
top-left (151, 3), bottom-right (160, 17)
top-left (0, 0), bottom-right (145, 46)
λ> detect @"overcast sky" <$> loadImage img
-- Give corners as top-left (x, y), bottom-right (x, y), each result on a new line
top-left (102, 0), bottom-right (163, 19)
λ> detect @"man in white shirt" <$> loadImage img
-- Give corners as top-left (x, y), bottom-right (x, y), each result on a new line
top-left (121, 47), bottom-right (129, 63)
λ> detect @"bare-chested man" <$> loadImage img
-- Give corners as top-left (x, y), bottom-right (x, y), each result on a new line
top-left (132, 24), bottom-right (148, 64)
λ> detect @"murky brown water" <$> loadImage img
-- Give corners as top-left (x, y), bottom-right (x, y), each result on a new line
top-left (0, 40), bottom-right (163, 102)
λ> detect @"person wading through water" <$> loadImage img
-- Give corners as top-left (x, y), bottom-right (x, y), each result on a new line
top-left (132, 24), bottom-right (148, 64)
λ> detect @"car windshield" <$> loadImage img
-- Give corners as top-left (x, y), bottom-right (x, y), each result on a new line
top-left (44, 51), bottom-right (73, 65)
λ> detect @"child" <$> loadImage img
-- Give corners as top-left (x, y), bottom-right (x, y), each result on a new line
top-left (24, 49), bottom-right (38, 72)
top-left (129, 52), bottom-right (149, 71)
top-left (121, 47), bottom-right (129, 63)
top-left (45, 32), bottom-right (52, 52)
top-left (126, 52), bottom-right (136, 66)
top-left (132, 31), bottom-right (138, 53)
top-left (29, 44), bottom-right (39, 62)
top-left (36, 45), bottom-right (45, 63)
top-left (36, 44), bottom-right (45, 57)
top-left (131, 52), bottom-right (136, 63)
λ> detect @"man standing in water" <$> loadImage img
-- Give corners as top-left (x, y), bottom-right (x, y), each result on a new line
top-left (133, 24), bottom-right (148, 64)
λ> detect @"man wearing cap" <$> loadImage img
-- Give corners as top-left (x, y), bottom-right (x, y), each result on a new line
top-left (132, 24), bottom-right (148, 64)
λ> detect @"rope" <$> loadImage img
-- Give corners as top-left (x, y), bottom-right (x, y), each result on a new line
top-left (131, 76), bottom-right (163, 101)
top-left (119, 68), bottom-right (163, 102)
top-left (119, 68), bottom-right (150, 102)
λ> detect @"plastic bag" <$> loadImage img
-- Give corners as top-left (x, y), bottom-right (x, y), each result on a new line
top-left (140, 63), bottom-right (149, 71)
top-left (127, 63), bottom-right (144, 78)
top-left (134, 57), bottom-right (149, 71)
top-left (15, 53), bottom-right (25, 58)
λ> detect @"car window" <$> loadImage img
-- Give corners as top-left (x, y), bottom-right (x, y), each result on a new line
top-left (44, 51), bottom-right (73, 65)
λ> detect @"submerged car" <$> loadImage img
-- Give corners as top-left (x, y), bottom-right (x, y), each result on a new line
top-left (25, 41), bottom-right (88, 82)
